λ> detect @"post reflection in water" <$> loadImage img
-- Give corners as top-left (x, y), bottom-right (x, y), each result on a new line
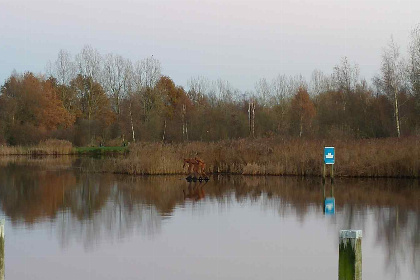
top-left (0, 162), bottom-right (419, 280)
top-left (0, 220), bottom-right (4, 280)
top-left (323, 180), bottom-right (335, 216)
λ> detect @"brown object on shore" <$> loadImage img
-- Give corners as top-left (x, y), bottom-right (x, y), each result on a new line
top-left (183, 158), bottom-right (197, 175)
top-left (194, 157), bottom-right (207, 176)
top-left (183, 157), bottom-right (206, 177)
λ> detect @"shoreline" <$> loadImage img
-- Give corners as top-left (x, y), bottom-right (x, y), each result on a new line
top-left (1, 137), bottom-right (419, 178)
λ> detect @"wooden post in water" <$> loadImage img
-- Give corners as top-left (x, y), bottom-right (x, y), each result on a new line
top-left (323, 147), bottom-right (335, 183)
top-left (339, 230), bottom-right (362, 280)
top-left (0, 219), bottom-right (4, 280)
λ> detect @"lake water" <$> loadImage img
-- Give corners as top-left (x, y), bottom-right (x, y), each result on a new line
top-left (0, 157), bottom-right (419, 279)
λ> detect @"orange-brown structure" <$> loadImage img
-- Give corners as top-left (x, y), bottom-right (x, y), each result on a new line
top-left (183, 157), bottom-right (207, 177)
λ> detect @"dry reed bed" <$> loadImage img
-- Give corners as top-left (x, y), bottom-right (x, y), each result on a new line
top-left (0, 139), bottom-right (73, 155)
top-left (106, 137), bottom-right (419, 178)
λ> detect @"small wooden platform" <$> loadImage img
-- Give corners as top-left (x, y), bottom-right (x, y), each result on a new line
top-left (186, 176), bottom-right (209, 183)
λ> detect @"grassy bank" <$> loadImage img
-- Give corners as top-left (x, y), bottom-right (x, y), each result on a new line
top-left (74, 146), bottom-right (128, 155)
top-left (102, 137), bottom-right (419, 178)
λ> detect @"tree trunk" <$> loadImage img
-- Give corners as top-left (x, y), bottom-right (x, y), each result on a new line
top-left (394, 88), bottom-right (401, 137)
top-left (129, 101), bottom-right (136, 142)
top-left (162, 119), bottom-right (167, 142)
top-left (299, 115), bottom-right (303, 137)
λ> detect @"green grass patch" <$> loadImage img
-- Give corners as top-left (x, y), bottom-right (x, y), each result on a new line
top-left (74, 146), bottom-right (128, 155)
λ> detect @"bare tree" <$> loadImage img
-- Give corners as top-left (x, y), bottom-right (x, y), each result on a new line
top-left (138, 56), bottom-right (162, 89)
top-left (248, 99), bottom-right (256, 137)
top-left (309, 69), bottom-right (331, 96)
top-left (271, 74), bottom-right (294, 104)
top-left (102, 53), bottom-right (128, 115)
top-left (332, 57), bottom-right (360, 93)
top-left (122, 60), bottom-right (136, 143)
top-left (288, 74), bottom-right (308, 95)
top-left (187, 76), bottom-right (210, 104)
top-left (49, 49), bottom-right (76, 85)
top-left (377, 37), bottom-right (406, 137)
top-left (46, 49), bottom-right (77, 113)
top-left (75, 45), bottom-right (102, 81)
top-left (254, 78), bottom-right (271, 107)
top-left (131, 57), bottom-right (162, 122)
top-left (409, 25), bottom-right (420, 99)
top-left (215, 79), bottom-right (238, 104)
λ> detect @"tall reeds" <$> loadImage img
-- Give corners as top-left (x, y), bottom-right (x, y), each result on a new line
top-left (0, 139), bottom-right (73, 155)
top-left (0, 137), bottom-right (418, 178)
top-left (107, 137), bottom-right (419, 178)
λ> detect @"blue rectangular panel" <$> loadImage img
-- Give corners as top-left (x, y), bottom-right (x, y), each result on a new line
top-left (324, 147), bottom-right (335, 165)
top-left (324, 197), bottom-right (335, 215)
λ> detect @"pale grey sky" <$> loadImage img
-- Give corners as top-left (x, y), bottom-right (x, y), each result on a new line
top-left (0, 0), bottom-right (418, 91)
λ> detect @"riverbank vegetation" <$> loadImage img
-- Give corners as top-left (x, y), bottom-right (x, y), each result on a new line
top-left (74, 146), bottom-right (128, 155)
top-left (94, 137), bottom-right (418, 178)
top-left (0, 140), bottom-right (126, 156)
top-left (0, 137), bottom-right (419, 178)
top-left (0, 139), bottom-right (73, 155)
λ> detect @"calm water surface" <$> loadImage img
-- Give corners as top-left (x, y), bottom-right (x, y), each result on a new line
top-left (0, 157), bottom-right (419, 279)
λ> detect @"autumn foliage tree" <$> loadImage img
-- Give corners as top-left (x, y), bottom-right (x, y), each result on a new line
top-left (289, 87), bottom-right (316, 137)
top-left (0, 73), bottom-right (74, 144)
top-left (155, 76), bottom-right (192, 141)
top-left (70, 74), bottom-right (115, 145)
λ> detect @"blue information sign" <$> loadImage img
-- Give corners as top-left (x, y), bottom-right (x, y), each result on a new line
top-left (324, 197), bottom-right (335, 215)
top-left (324, 147), bottom-right (335, 165)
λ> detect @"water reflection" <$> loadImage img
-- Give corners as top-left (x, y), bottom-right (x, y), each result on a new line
top-left (323, 181), bottom-right (335, 215)
top-left (0, 220), bottom-right (4, 280)
top-left (183, 183), bottom-right (206, 202)
top-left (0, 161), bottom-right (419, 279)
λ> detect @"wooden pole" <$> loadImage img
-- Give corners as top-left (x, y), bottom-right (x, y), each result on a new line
top-left (331, 164), bottom-right (334, 184)
top-left (323, 164), bottom-right (326, 184)
top-left (0, 219), bottom-right (4, 280)
top-left (339, 230), bottom-right (362, 280)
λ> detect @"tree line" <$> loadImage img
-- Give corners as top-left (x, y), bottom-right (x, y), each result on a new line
top-left (1, 27), bottom-right (420, 146)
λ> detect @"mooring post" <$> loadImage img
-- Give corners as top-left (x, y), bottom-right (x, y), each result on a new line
top-left (339, 230), bottom-right (362, 280)
top-left (323, 146), bottom-right (335, 182)
top-left (0, 219), bottom-right (4, 280)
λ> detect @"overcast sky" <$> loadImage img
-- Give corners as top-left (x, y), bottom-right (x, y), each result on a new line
top-left (0, 0), bottom-right (419, 91)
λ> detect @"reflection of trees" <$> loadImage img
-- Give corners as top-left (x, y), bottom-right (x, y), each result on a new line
top-left (0, 164), bottom-right (419, 273)
top-left (374, 207), bottom-right (420, 279)
top-left (0, 155), bottom-right (75, 169)
top-left (0, 165), bottom-right (76, 223)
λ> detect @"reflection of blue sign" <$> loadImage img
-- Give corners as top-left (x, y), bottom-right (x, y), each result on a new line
top-left (324, 147), bottom-right (335, 165)
top-left (324, 197), bottom-right (335, 215)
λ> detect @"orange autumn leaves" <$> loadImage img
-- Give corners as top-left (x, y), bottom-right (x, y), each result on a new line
top-left (1, 73), bottom-right (74, 130)
top-left (0, 73), bottom-right (115, 144)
